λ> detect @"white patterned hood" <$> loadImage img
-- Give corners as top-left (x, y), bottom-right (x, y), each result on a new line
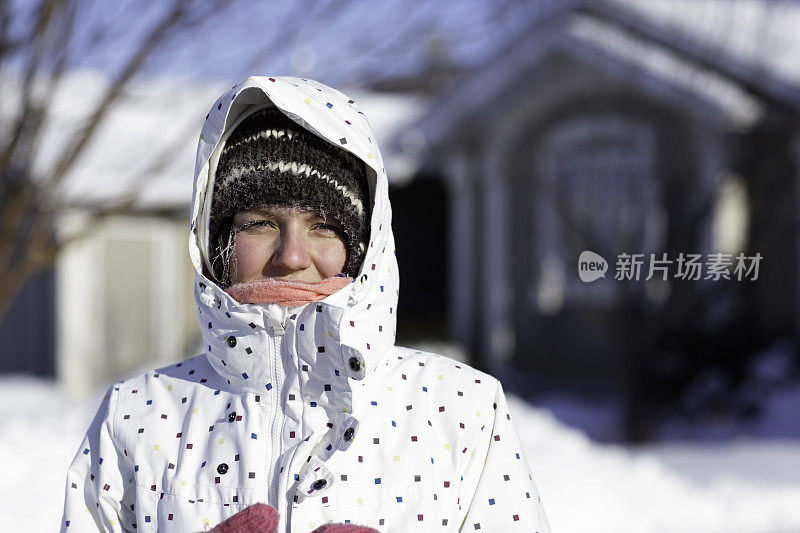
top-left (188, 76), bottom-right (399, 410)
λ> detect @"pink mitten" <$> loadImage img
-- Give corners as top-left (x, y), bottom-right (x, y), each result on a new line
top-left (207, 503), bottom-right (279, 533)
top-left (312, 524), bottom-right (379, 533)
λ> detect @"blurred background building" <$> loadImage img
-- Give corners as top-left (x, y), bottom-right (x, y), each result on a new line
top-left (2, 0), bottom-right (800, 442)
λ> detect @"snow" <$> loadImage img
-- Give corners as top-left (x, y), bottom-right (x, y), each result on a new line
top-left (3, 374), bottom-right (800, 532)
top-left (509, 395), bottom-right (800, 533)
top-left (40, 72), bottom-right (227, 209)
top-left (564, 13), bottom-right (764, 128)
top-left (608, 0), bottom-right (800, 87)
top-left (0, 375), bottom-right (95, 531)
top-left (0, 70), bottom-right (226, 209)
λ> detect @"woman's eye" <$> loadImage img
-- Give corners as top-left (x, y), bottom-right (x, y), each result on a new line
top-left (238, 220), bottom-right (274, 232)
top-left (313, 223), bottom-right (342, 236)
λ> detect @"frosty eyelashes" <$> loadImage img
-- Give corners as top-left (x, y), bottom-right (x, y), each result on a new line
top-left (235, 213), bottom-right (344, 237)
top-left (211, 226), bottom-right (236, 285)
top-left (237, 219), bottom-right (275, 232)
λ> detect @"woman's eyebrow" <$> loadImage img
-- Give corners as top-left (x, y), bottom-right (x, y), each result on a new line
top-left (239, 207), bottom-right (277, 217)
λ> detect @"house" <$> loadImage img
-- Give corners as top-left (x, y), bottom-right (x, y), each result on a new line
top-left (385, 0), bottom-right (800, 431)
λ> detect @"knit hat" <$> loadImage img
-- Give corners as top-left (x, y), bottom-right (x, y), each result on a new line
top-left (209, 107), bottom-right (369, 284)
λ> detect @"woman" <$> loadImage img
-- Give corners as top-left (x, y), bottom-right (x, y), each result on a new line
top-left (62, 76), bottom-right (550, 532)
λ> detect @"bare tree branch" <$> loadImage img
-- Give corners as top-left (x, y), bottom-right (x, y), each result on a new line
top-left (238, 0), bottom-right (325, 74)
top-left (0, 0), bottom-right (66, 176)
top-left (328, 2), bottom-right (436, 86)
top-left (0, 0), bottom-right (78, 294)
top-left (0, 220), bottom-right (57, 320)
top-left (46, 0), bottom-right (191, 188)
top-left (0, 0), bottom-right (13, 64)
top-left (0, 0), bottom-right (231, 323)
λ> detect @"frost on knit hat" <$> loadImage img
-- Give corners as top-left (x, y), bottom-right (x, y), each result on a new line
top-left (209, 107), bottom-right (369, 283)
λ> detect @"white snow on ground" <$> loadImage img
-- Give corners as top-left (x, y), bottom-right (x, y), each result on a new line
top-left (2, 375), bottom-right (800, 532)
top-left (509, 395), bottom-right (800, 533)
top-left (0, 375), bottom-right (96, 531)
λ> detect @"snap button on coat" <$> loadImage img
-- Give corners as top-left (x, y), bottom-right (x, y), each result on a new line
top-left (217, 463), bottom-right (229, 475)
top-left (228, 412), bottom-right (236, 422)
top-left (348, 357), bottom-right (361, 371)
top-left (227, 336), bottom-right (237, 347)
top-left (311, 479), bottom-right (327, 490)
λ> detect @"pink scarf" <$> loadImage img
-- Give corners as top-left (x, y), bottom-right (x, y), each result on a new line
top-left (225, 276), bottom-right (352, 306)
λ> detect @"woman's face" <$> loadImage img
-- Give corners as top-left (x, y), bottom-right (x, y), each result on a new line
top-left (230, 206), bottom-right (347, 284)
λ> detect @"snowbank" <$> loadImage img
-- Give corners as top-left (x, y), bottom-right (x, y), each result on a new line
top-left (0, 375), bottom-right (96, 531)
top-left (508, 395), bottom-right (800, 533)
top-left (2, 375), bottom-right (800, 532)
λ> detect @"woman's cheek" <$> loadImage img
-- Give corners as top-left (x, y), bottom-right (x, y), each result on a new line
top-left (232, 237), bottom-right (270, 283)
top-left (316, 239), bottom-right (348, 277)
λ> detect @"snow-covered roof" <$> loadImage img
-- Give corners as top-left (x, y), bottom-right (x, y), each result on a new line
top-left (6, 71), bottom-right (424, 211)
top-left (397, 0), bottom-right (800, 165)
top-left (608, 0), bottom-right (800, 88)
top-left (18, 71), bottom-right (227, 211)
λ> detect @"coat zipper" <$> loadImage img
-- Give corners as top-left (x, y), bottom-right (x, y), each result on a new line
top-left (266, 306), bottom-right (288, 510)
top-left (267, 333), bottom-right (281, 507)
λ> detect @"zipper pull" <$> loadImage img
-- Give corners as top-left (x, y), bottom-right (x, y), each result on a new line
top-left (267, 306), bottom-right (290, 336)
top-left (268, 315), bottom-right (286, 336)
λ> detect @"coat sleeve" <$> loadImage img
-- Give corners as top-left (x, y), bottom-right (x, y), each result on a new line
top-left (61, 384), bottom-right (133, 532)
top-left (457, 379), bottom-right (551, 532)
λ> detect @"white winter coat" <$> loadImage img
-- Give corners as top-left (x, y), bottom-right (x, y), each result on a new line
top-left (61, 76), bottom-right (550, 532)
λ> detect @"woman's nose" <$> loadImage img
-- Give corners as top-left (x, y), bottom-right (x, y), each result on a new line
top-left (271, 229), bottom-right (311, 272)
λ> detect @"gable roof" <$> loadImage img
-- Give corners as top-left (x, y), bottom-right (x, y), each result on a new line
top-left (399, 0), bottom-right (800, 160)
top-left (586, 0), bottom-right (800, 114)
